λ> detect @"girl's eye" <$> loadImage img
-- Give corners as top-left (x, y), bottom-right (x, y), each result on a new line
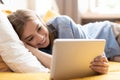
top-left (28, 37), bottom-right (33, 42)
top-left (37, 26), bottom-right (42, 32)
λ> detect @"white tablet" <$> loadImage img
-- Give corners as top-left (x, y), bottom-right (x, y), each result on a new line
top-left (50, 39), bottom-right (106, 80)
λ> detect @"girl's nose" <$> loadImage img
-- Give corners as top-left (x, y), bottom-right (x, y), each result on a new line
top-left (36, 33), bottom-right (44, 42)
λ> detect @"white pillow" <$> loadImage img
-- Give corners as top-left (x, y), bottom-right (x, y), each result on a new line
top-left (0, 12), bottom-right (49, 72)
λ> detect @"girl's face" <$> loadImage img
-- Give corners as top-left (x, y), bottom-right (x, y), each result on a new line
top-left (21, 19), bottom-right (50, 48)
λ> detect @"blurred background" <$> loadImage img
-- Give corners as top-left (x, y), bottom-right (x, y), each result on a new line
top-left (1, 0), bottom-right (120, 24)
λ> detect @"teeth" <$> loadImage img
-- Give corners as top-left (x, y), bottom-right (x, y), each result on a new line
top-left (41, 38), bottom-right (45, 45)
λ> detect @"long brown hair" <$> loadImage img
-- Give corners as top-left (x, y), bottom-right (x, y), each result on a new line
top-left (7, 9), bottom-right (57, 47)
top-left (7, 9), bottom-right (43, 38)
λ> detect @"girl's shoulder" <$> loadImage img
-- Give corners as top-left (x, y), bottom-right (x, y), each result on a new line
top-left (46, 15), bottom-right (72, 27)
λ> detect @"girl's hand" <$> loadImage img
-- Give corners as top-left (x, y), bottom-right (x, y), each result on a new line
top-left (90, 55), bottom-right (109, 74)
top-left (24, 43), bottom-right (36, 52)
top-left (24, 43), bottom-right (52, 69)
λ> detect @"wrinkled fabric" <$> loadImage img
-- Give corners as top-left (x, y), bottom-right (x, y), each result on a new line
top-left (82, 21), bottom-right (120, 58)
top-left (47, 16), bottom-right (88, 39)
top-left (0, 12), bottom-right (49, 73)
top-left (47, 15), bottom-right (120, 58)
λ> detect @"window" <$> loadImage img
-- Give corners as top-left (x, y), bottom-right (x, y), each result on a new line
top-left (35, 0), bottom-right (52, 16)
top-left (91, 0), bottom-right (120, 13)
top-left (79, 0), bottom-right (120, 14)
top-left (35, 0), bottom-right (58, 17)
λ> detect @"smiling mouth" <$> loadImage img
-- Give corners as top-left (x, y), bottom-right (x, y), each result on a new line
top-left (38, 38), bottom-right (46, 46)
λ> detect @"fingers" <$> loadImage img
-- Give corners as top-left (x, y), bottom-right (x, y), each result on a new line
top-left (94, 55), bottom-right (108, 62)
top-left (92, 55), bottom-right (109, 67)
top-left (90, 65), bottom-right (109, 74)
top-left (91, 61), bottom-right (109, 67)
top-left (90, 55), bottom-right (109, 74)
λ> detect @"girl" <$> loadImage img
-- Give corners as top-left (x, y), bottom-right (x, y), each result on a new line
top-left (7, 9), bottom-right (111, 74)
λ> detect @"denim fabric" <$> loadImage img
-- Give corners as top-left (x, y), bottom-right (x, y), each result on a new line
top-left (47, 15), bottom-right (120, 58)
top-left (47, 15), bottom-right (88, 39)
top-left (82, 21), bottom-right (120, 58)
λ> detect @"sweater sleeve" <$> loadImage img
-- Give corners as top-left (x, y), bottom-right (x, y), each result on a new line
top-left (47, 15), bottom-right (88, 39)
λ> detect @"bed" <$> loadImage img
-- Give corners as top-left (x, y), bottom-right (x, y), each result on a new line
top-left (0, 61), bottom-right (120, 80)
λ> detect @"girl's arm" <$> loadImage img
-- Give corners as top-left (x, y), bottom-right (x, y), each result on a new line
top-left (25, 44), bottom-right (52, 69)
top-left (90, 55), bottom-right (109, 74)
top-left (110, 55), bottom-right (120, 62)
